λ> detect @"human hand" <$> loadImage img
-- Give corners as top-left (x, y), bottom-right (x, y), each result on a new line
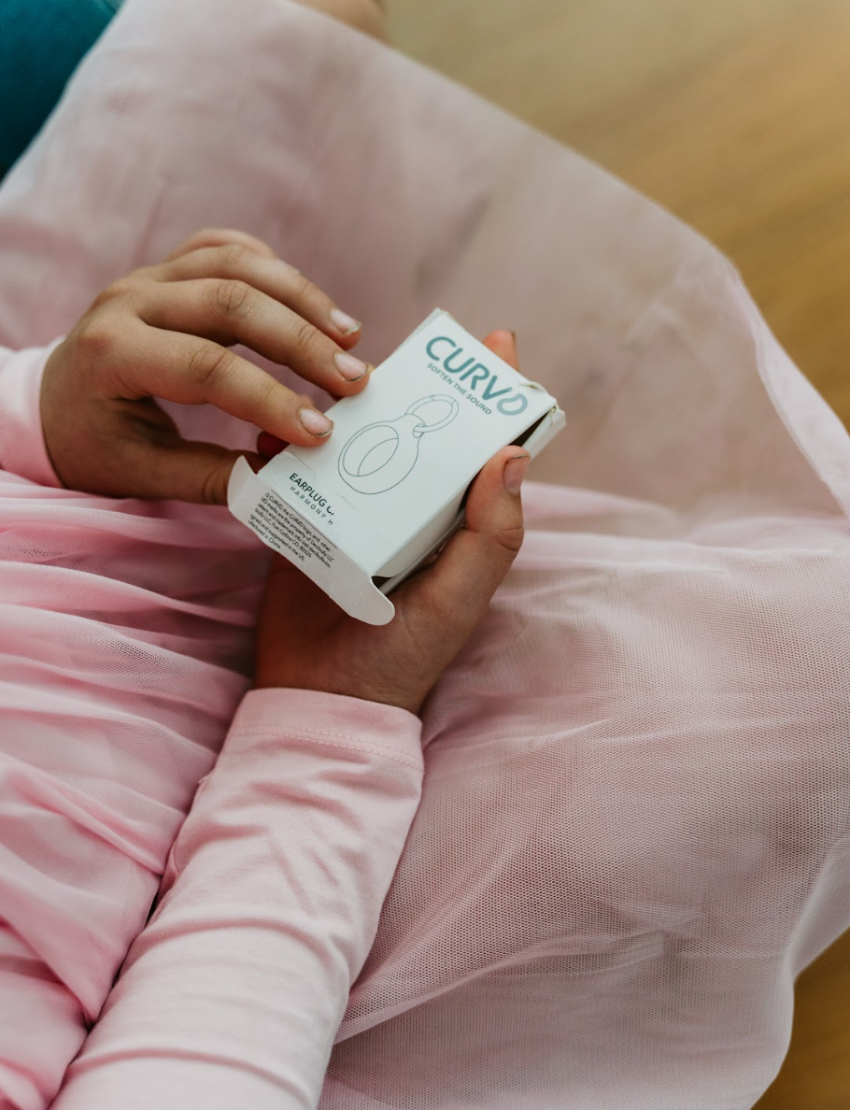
top-left (40, 228), bottom-right (371, 502)
top-left (254, 331), bottom-right (530, 716)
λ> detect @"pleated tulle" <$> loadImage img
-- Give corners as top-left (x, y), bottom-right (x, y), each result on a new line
top-left (0, 1), bottom-right (848, 1107)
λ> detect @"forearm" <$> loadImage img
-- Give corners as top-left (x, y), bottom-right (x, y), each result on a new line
top-left (50, 688), bottom-right (423, 1110)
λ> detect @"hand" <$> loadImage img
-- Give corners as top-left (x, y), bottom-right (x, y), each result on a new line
top-left (255, 332), bottom-right (530, 715)
top-left (40, 228), bottom-right (371, 502)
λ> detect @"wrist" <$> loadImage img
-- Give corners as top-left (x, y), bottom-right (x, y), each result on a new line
top-left (0, 341), bottom-right (63, 486)
top-left (252, 675), bottom-right (425, 717)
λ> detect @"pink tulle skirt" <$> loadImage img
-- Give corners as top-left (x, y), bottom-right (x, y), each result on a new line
top-left (1, 1), bottom-right (848, 1106)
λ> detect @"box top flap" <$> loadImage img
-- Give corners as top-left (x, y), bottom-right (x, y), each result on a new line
top-left (228, 458), bottom-right (395, 625)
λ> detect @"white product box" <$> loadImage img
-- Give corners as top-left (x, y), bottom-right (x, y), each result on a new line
top-left (228, 310), bottom-right (565, 625)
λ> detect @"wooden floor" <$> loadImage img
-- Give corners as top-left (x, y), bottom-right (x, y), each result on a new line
top-left (387, 2), bottom-right (850, 1106)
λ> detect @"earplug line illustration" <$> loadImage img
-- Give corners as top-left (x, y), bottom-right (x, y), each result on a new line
top-left (338, 395), bottom-right (460, 495)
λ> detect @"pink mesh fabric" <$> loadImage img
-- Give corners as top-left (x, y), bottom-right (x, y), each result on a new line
top-left (0, 0), bottom-right (848, 1107)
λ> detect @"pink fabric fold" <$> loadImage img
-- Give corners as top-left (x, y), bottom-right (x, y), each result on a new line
top-left (0, 0), bottom-right (847, 1108)
top-left (50, 689), bottom-right (422, 1110)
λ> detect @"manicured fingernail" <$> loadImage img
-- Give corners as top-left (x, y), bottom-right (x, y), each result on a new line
top-left (503, 453), bottom-right (530, 494)
top-left (334, 351), bottom-right (370, 382)
top-left (330, 308), bottom-right (362, 336)
top-left (300, 408), bottom-right (333, 438)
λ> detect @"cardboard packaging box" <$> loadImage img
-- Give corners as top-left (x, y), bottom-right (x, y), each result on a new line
top-left (228, 310), bottom-right (565, 625)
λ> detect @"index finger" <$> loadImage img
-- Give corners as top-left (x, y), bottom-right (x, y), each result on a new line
top-left (152, 245), bottom-right (363, 349)
top-left (122, 322), bottom-right (336, 446)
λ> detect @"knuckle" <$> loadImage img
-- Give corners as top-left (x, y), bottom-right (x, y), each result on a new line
top-left (257, 375), bottom-right (284, 415)
top-left (493, 522), bottom-right (526, 558)
top-left (90, 276), bottom-right (137, 310)
top-left (187, 342), bottom-right (234, 390)
top-left (289, 316), bottom-right (320, 358)
top-left (216, 242), bottom-right (251, 272)
top-left (73, 314), bottom-right (117, 360)
top-left (200, 461), bottom-right (229, 506)
top-left (289, 268), bottom-right (314, 301)
top-left (210, 277), bottom-right (253, 319)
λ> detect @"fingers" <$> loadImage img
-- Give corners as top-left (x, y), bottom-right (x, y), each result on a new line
top-left (398, 443), bottom-right (529, 637)
top-left (118, 439), bottom-right (252, 504)
top-left (134, 277), bottom-right (371, 401)
top-left (394, 328), bottom-right (527, 633)
top-left (151, 245), bottom-right (363, 348)
top-left (435, 444), bottom-right (529, 604)
top-left (115, 324), bottom-right (338, 448)
top-left (94, 231), bottom-right (371, 450)
top-left (164, 228), bottom-right (277, 263)
top-left (251, 332), bottom-right (519, 462)
top-left (482, 329), bottom-right (519, 369)
top-left (45, 377), bottom-right (256, 502)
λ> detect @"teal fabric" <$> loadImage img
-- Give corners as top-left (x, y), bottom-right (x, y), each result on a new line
top-left (0, 0), bottom-right (122, 170)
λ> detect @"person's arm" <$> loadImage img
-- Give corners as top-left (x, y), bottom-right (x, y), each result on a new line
top-left (1, 227), bottom-right (369, 496)
top-left (50, 687), bottom-right (423, 1110)
top-left (44, 331), bottom-right (528, 1110)
top-left (0, 342), bottom-right (61, 484)
top-left (38, 227), bottom-right (370, 503)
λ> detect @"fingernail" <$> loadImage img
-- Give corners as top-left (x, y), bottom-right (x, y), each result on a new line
top-left (334, 351), bottom-right (370, 382)
top-left (503, 453), bottom-right (530, 494)
top-left (300, 408), bottom-right (333, 438)
top-left (330, 308), bottom-right (362, 336)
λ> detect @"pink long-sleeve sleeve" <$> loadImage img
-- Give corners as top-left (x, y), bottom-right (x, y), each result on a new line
top-left (0, 345), bottom-right (60, 486)
top-left (49, 687), bottom-right (423, 1110)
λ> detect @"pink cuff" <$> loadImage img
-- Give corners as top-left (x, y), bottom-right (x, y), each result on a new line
top-left (228, 687), bottom-right (424, 770)
top-left (0, 343), bottom-right (61, 487)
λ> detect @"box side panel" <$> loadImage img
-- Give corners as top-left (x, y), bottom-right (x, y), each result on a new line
top-left (227, 458), bottom-right (395, 625)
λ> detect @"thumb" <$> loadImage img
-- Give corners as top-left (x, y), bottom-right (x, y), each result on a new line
top-left (399, 445), bottom-right (530, 634)
top-left (116, 439), bottom-right (255, 503)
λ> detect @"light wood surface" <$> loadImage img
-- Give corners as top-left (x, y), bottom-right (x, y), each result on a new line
top-left (388, 0), bottom-right (850, 429)
top-left (386, 2), bottom-right (850, 1106)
